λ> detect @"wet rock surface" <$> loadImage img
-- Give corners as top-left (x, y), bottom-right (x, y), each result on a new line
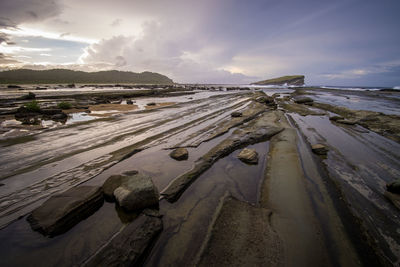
top-left (237, 148), bottom-right (259, 164)
top-left (169, 148), bottom-right (189, 160)
top-left (27, 186), bottom-right (104, 236)
top-left (1, 86), bottom-right (399, 266)
top-left (85, 213), bottom-right (162, 267)
top-left (161, 111), bottom-right (284, 202)
top-left (313, 102), bottom-right (400, 143)
top-left (199, 197), bottom-right (282, 266)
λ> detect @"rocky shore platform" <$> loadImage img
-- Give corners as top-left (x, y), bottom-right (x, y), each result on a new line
top-left (0, 84), bottom-right (399, 266)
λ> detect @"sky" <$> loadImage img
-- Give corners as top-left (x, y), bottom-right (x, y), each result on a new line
top-left (0, 0), bottom-right (399, 86)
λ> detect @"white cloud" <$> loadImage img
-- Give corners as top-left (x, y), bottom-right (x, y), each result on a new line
top-left (79, 20), bottom-right (255, 83)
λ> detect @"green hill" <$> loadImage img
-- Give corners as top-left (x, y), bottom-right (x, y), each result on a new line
top-left (0, 69), bottom-right (174, 84)
top-left (251, 75), bottom-right (304, 86)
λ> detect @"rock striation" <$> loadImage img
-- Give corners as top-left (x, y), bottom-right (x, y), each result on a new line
top-left (85, 213), bottom-right (163, 267)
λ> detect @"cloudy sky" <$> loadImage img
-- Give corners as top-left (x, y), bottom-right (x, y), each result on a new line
top-left (0, 0), bottom-right (399, 86)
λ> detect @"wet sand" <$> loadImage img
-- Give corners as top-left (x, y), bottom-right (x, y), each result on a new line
top-left (0, 85), bottom-right (399, 266)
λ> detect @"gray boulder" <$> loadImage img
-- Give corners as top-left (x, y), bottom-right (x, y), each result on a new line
top-left (114, 173), bottom-right (159, 211)
top-left (170, 148), bottom-right (189, 160)
top-left (237, 148), bottom-right (259, 164)
top-left (27, 186), bottom-right (103, 236)
top-left (311, 144), bottom-right (329, 155)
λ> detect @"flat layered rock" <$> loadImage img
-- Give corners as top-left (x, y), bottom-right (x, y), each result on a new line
top-left (198, 197), bottom-right (282, 266)
top-left (27, 186), bottom-right (103, 236)
top-left (237, 148), bottom-right (259, 164)
top-left (85, 213), bottom-right (162, 267)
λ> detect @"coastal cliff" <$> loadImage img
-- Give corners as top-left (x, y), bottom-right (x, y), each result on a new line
top-left (252, 75), bottom-right (305, 86)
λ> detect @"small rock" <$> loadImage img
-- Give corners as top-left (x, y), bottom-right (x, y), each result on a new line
top-left (7, 85), bottom-right (21, 89)
top-left (122, 170), bottom-right (139, 176)
top-left (255, 96), bottom-right (273, 104)
top-left (21, 116), bottom-right (40, 125)
top-left (311, 144), bottom-right (329, 155)
top-left (114, 173), bottom-right (159, 212)
top-left (126, 100), bottom-right (133, 105)
top-left (386, 179), bottom-right (400, 194)
top-left (294, 97), bottom-right (313, 104)
top-left (237, 148), bottom-right (259, 164)
top-left (41, 109), bottom-right (63, 115)
top-left (329, 115), bottom-right (344, 121)
top-left (170, 148), bottom-right (189, 160)
top-left (231, 111), bottom-right (242, 118)
top-left (18, 92), bottom-right (36, 100)
top-left (336, 119), bottom-right (357, 125)
top-left (147, 102), bottom-right (156, 106)
top-left (27, 186), bottom-right (104, 236)
top-left (51, 113), bottom-right (67, 120)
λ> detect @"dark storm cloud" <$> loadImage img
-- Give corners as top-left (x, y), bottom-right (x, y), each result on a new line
top-left (0, 0), bottom-right (63, 66)
top-left (0, 0), bottom-right (62, 28)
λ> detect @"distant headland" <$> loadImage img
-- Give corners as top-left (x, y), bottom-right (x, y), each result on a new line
top-left (251, 75), bottom-right (305, 86)
top-left (0, 69), bottom-right (174, 84)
